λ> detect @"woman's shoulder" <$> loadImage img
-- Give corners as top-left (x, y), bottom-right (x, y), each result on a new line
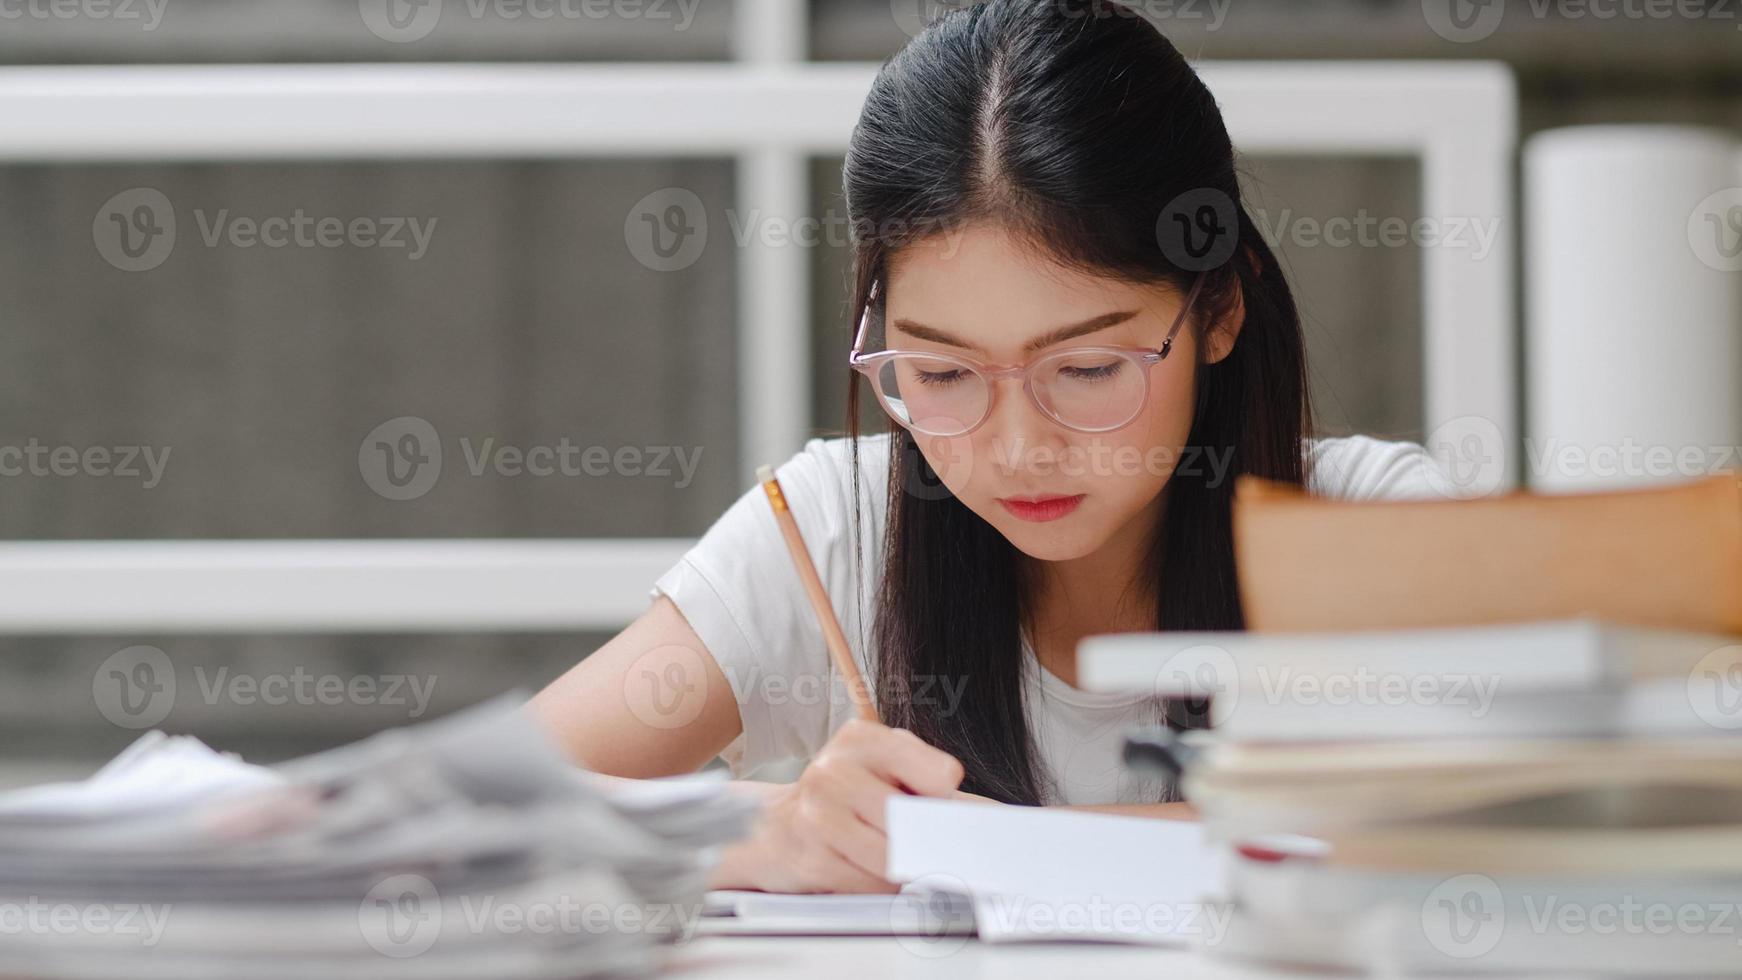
top-left (797, 430), bottom-right (892, 467)
top-left (787, 432), bottom-right (893, 497)
top-left (1303, 433), bottom-right (1458, 502)
top-left (773, 431), bottom-right (893, 537)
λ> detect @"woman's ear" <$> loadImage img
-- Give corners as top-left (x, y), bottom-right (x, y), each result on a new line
top-left (1202, 248), bottom-right (1262, 364)
top-left (1202, 277), bottom-right (1246, 364)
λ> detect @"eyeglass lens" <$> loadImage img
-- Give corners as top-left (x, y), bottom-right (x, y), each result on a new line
top-left (870, 349), bottom-right (1146, 435)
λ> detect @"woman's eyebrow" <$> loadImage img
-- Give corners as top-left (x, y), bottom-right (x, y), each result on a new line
top-left (890, 310), bottom-right (1141, 355)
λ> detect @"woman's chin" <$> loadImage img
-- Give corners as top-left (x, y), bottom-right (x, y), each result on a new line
top-left (988, 514), bottom-right (1106, 563)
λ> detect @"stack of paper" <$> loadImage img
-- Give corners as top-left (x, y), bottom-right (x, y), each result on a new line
top-left (0, 695), bottom-right (755, 980)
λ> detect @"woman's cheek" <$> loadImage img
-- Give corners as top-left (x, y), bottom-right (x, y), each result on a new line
top-left (1108, 382), bottom-right (1197, 495)
top-left (912, 432), bottom-right (978, 499)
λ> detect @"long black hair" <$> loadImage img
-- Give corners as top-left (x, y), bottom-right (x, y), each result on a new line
top-left (841, 0), bottom-right (1311, 804)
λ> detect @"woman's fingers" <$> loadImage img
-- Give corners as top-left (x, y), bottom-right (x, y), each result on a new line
top-left (811, 754), bottom-right (903, 832)
top-left (803, 762), bottom-right (896, 873)
top-left (787, 773), bottom-right (896, 891)
top-left (746, 718), bottom-right (967, 893)
top-left (836, 719), bottom-right (966, 798)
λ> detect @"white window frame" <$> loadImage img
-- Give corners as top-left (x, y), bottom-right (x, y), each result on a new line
top-left (0, 6), bottom-right (1515, 633)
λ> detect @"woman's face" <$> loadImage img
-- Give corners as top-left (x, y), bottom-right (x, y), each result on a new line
top-left (882, 223), bottom-right (1238, 562)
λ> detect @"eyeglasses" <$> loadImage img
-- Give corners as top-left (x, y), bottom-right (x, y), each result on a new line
top-left (848, 274), bottom-right (1206, 437)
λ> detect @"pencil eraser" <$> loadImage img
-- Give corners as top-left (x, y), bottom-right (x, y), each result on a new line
top-left (756, 464), bottom-right (775, 484)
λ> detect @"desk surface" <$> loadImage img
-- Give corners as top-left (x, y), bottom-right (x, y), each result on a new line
top-left (668, 934), bottom-right (1293, 979)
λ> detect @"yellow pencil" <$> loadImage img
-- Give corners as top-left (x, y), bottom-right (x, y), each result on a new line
top-left (757, 464), bottom-right (879, 723)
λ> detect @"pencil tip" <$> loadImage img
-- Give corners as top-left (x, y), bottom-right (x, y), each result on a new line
top-left (755, 464), bottom-right (775, 484)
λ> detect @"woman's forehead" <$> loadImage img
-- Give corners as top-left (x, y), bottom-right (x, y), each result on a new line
top-left (885, 233), bottom-right (1180, 352)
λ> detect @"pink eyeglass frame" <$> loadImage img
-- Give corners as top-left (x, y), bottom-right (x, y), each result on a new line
top-left (848, 272), bottom-right (1207, 436)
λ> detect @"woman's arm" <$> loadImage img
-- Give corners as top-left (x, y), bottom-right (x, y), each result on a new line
top-left (528, 598), bottom-right (966, 893)
top-left (528, 594), bottom-right (743, 776)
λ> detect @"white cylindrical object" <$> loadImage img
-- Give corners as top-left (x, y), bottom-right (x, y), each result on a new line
top-left (1525, 126), bottom-right (1742, 491)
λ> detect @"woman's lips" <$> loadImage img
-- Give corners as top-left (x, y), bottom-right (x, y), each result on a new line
top-left (996, 494), bottom-right (1086, 523)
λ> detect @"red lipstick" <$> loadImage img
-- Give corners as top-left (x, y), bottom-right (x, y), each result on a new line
top-left (996, 494), bottom-right (1086, 523)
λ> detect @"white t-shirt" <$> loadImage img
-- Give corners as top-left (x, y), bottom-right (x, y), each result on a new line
top-left (648, 431), bottom-right (1452, 805)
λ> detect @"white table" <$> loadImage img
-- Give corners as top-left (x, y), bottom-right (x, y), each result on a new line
top-left (667, 933), bottom-right (1297, 979)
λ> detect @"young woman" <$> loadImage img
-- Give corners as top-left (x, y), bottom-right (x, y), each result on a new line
top-left (531, 0), bottom-right (1449, 894)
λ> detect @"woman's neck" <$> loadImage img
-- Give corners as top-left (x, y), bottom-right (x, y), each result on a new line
top-left (1022, 494), bottom-right (1165, 687)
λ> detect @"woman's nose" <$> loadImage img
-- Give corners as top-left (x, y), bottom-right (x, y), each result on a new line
top-left (979, 377), bottom-right (1064, 472)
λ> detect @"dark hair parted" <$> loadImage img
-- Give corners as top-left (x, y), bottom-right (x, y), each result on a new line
top-left (841, 0), bottom-right (1311, 804)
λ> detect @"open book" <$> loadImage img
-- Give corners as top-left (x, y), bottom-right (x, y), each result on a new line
top-left (703, 798), bottom-right (1224, 945)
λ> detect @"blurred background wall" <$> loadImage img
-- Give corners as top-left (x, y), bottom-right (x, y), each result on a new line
top-left (1, 0), bottom-right (1739, 781)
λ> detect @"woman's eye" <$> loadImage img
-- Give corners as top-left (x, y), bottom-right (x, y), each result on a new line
top-left (1058, 361), bottom-right (1123, 382)
top-left (914, 368), bottom-right (967, 386)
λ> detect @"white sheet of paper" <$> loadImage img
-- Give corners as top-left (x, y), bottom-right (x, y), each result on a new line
top-left (0, 731), bottom-right (282, 820)
top-left (885, 797), bottom-right (1228, 944)
top-left (698, 885), bottom-right (975, 936)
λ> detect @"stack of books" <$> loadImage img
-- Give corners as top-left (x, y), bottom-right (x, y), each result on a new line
top-left (0, 696), bottom-right (755, 980)
top-left (1088, 620), bottom-right (1742, 973)
top-left (1081, 472), bottom-right (1742, 974)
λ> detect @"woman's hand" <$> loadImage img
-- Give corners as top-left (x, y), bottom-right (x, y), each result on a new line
top-left (708, 719), bottom-right (965, 894)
